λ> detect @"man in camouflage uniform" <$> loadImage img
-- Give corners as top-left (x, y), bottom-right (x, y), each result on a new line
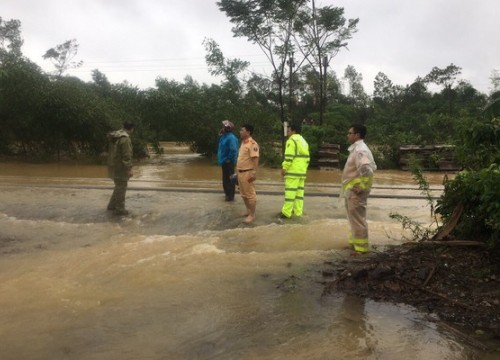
top-left (107, 122), bottom-right (135, 215)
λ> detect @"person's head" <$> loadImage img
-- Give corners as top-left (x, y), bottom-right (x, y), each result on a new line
top-left (287, 123), bottom-right (301, 135)
top-left (123, 122), bottom-right (135, 133)
top-left (347, 124), bottom-right (366, 144)
top-left (222, 120), bottom-right (235, 133)
top-left (240, 124), bottom-right (254, 139)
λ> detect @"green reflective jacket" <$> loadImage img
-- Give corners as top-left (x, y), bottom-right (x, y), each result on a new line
top-left (282, 134), bottom-right (310, 178)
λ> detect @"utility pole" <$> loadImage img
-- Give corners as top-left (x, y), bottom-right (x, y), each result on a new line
top-left (283, 52), bottom-right (295, 153)
top-left (321, 55), bottom-right (328, 125)
top-left (287, 52), bottom-right (295, 120)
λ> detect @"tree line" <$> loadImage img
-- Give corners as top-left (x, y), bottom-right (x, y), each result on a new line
top-left (1, 12), bottom-right (498, 166)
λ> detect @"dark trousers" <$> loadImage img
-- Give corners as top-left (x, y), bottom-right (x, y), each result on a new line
top-left (221, 162), bottom-right (235, 200)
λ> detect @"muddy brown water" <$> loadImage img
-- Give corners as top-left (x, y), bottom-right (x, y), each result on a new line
top-left (0, 147), bottom-right (493, 359)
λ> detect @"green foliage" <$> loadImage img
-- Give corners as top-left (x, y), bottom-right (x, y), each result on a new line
top-left (453, 116), bottom-right (499, 171)
top-left (42, 39), bottom-right (83, 77)
top-left (0, 17), bottom-right (23, 59)
top-left (301, 125), bottom-right (328, 165)
top-left (408, 156), bottom-right (436, 216)
top-left (389, 157), bottom-right (439, 242)
top-left (435, 100), bottom-right (499, 249)
top-left (436, 165), bottom-right (500, 249)
top-left (388, 213), bottom-right (436, 242)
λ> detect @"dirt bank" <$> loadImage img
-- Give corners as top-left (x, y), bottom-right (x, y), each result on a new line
top-left (321, 243), bottom-right (500, 351)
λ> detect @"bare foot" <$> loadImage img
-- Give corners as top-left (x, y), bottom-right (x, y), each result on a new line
top-left (242, 215), bottom-right (254, 224)
top-left (241, 213), bottom-right (249, 217)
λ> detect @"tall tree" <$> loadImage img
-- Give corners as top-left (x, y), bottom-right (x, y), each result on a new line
top-left (217, 0), bottom-right (306, 134)
top-left (343, 65), bottom-right (367, 107)
top-left (490, 69), bottom-right (500, 93)
top-left (294, 2), bottom-right (358, 124)
top-left (373, 72), bottom-right (395, 103)
top-left (0, 17), bottom-right (23, 62)
top-left (42, 39), bottom-right (83, 77)
top-left (424, 63), bottom-right (462, 115)
top-left (203, 38), bottom-right (249, 102)
top-left (0, 17), bottom-right (23, 67)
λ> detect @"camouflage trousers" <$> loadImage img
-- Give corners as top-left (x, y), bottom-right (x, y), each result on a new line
top-left (107, 178), bottom-right (129, 211)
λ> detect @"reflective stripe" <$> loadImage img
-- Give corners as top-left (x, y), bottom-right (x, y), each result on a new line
top-left (349, 236), bottom-right (369, 252)
top-left (342, 176), bottom-right (373, 190)
top-left (282, 135), bottom-right (309, 176)
top-left (282, 177), bottom-right (305, 217)
top-left (286, 172), bottom-right (307, 177)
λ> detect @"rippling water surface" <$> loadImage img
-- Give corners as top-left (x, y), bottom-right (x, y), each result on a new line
top-left (1, 147), bottom-right (492, 360)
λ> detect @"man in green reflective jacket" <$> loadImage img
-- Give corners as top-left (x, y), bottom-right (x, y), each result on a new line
top-left (107, 122), bottom-right (135, 215)
top-left (279, 123), bottom-right (310, 218)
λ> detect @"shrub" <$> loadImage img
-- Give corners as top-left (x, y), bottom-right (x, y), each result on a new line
top-left (436, 165), bottom-right (500, 250)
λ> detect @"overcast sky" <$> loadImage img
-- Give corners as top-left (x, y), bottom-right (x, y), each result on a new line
top-left (2, 0), bottom-right (499, 94)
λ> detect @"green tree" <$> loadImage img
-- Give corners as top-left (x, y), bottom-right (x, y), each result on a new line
top-left (373, 72), bottom-right (396, 103)
top-left (0, 58), bottom-right (48, 155)
top-left (490, 69), bottom-right (500, 93)
top-left (42, 39), bottom-right (83, 77)
top-left (294, 2), bottom-right (358, 124)
top-left (203, 38), bottom-right (249, 100)
top-left (0, 17), bottom-right (23, 61)
top-left (423, 63), bottom-right (462, 115)
top-left (217, 0), bottom-right (306, 130)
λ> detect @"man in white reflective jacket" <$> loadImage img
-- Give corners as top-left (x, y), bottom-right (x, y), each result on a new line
top-left (341, 124), bottom-right (377, 253)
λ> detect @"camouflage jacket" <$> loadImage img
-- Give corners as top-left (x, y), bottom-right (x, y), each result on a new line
top-left (107, 129), bottom-right (133, 179)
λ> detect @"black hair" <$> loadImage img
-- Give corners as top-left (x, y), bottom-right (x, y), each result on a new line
top-left (242, 124), bottom-right (254, 135)
top-left (351, 124), bottom-right (367, 139)
top-left (123, 122), bottom-right (135, 131)
top-left (289, 123), bottom-right (301, 133)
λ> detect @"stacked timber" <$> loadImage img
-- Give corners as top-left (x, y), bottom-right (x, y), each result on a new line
top-left (318, 143), bottom-right (340, 170)
top-left (399, 145), bottom-right (460, 171)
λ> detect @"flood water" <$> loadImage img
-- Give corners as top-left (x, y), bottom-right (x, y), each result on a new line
top-left (0, 145), bottom-right (492, 359)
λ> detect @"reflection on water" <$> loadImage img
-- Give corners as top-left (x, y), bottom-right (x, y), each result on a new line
top-left (0, 149), bottom-right (489, 360)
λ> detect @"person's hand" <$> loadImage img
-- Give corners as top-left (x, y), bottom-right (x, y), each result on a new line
top-left (128, 169), bottom-right (133, 178)
top-left (281, 169), bottom-right (286, 177)
top-left (226, 159), bottom-right (231, 164)
top-left (352, 185), bottom-right (363, 194)
top-left (248, 173), bottom-right (256, 183)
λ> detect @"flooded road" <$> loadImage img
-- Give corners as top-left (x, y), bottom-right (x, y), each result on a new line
top-left (1, 149), bottom-right (491, 359)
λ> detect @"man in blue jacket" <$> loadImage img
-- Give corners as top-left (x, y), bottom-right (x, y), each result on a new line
top-left (217, 120), bottom-right (239, 201)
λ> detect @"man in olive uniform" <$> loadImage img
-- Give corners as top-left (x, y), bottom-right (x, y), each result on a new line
top-left (107, 122), bottom-right (135, 215)
top-left (279, 123), bottom-right (310, 218)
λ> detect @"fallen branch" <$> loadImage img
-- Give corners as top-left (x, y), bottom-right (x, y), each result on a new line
top-left (422, 266), bottom-right (436, 287)
top-left (432, 203), bottom-right (464, 241)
